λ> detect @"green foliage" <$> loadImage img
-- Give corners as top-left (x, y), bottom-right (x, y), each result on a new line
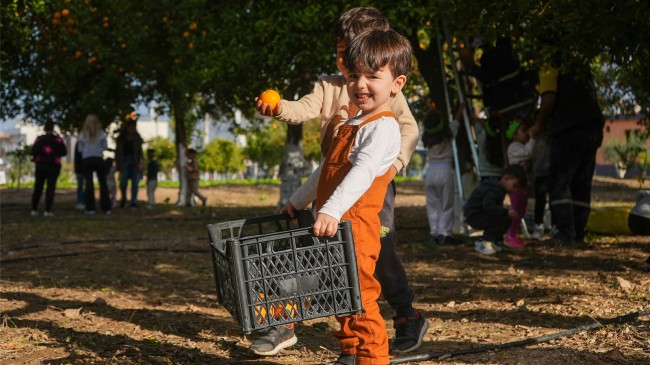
top-left (636, 150), bottom-right (649, 188)
top-left (1, 0), bottom-right (142, 131)
top-left (603, 131), bottom-right (649, 182)
top-left (241, 121), bottom-right (286, 177)
top-left (407, 152), bottom-right (424, 177)
top-left (157, 178), bottom-right (280, 188)
top-left (6, 144), bottom-right (32, 188)
top-left (3, 0), bottom-right (650, 138)
top-left (146, 137), bottom-right (176, 178)
top-left (199, 138), bottom-right (245, 174)
top-left (301, 119), bottom-right (322, 163)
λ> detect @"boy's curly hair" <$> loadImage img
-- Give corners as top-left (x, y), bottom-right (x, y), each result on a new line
top-left (331, 7), bottom-right (390, 46)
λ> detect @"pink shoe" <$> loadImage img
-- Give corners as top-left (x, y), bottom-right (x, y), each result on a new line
top-left (504, 235), bottom-right (526, 250)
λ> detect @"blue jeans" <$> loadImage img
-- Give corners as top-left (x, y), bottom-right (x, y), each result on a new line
top-left (120, 156), bottom-right (140, 205)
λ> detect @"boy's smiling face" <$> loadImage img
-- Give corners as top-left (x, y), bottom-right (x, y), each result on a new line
top-left (345, 66), bottom-right (406, 116)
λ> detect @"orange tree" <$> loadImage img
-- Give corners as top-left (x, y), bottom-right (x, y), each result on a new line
top-left (1, 0), bottom-right (141, 130)
top-left (381, 0), bottom-right (650, 122)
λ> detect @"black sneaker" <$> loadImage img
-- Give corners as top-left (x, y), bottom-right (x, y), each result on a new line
top-left (249, 325), bottom-right (297, 356)
top-left (391, 311), bottom-right (429, 353)
top-left (440, 235), bottom-right (464, 245)
top-left (330, 353), bottom-right (355, 365)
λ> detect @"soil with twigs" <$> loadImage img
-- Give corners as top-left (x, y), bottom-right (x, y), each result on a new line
top-left (1, 177), bottom-right (648, 365)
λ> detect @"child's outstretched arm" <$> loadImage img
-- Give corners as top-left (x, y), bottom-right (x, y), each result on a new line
top-left (258, 77), bottom-right (332, 123)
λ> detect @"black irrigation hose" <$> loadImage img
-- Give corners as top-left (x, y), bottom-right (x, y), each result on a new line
top-left (0, 247), bottom-right (209, 264)
top-left (390, 310), bottom-right (650, 364)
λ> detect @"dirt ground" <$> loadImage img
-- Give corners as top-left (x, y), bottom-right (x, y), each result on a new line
top-left (1, 177), bottom-right (649, 365)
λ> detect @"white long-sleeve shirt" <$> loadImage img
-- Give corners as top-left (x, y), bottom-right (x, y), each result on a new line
top-left (289, 115), bottom-right (400, 221)
top-left (507, 138), bottom-right (535, 164)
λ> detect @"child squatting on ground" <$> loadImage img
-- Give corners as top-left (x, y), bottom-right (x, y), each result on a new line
top-left (278, 28), bottom-right (411, 365)
top-left (464, 164), bottom-right (528, 255)
top-left (253, 6), bottom-right (426, 359)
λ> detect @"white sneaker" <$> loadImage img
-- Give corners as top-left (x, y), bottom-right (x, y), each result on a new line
top-left (75, 203), bottom-right (85, 210)
top-left (475, 240), bottom-right (497, 255)
top-left (85, 210), bottom-right (96, 215)
top-left (43, 211), bottom-right (54, 217)
top-left (30, 210), bottom-right (39, 217)
top-left (532, 224), bottom-right (544, 240)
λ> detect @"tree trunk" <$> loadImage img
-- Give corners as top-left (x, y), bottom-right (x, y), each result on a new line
top-left (173, 104), bottom-right (188, 206)
top-left (410, 32), bottom-right (447, 117)
top-left (278, 123), bottom-right (309, 210)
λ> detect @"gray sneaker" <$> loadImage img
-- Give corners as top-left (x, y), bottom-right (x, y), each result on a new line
top-left (249, 325), bottom-right (297, 356)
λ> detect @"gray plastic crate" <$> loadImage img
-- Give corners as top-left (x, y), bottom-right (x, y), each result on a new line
top-left (207, 212), bottom-right (363, 333)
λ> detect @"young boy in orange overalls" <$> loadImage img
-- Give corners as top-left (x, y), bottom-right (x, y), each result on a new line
top-left (282, 28), bottom-right (412, 365)
top-left (253, 7), bottom-right (426, 358)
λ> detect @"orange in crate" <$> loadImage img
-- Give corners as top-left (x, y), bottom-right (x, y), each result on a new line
top-left (254, 293), bottom-right (298, 324)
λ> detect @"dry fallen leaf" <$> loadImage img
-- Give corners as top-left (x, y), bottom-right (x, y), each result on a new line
top-left (0, 342), bottom-right (25, 350)
top-left (616, 277), bottom-right (633, 292)
top-left (63, 307), bottom-right (83, 318)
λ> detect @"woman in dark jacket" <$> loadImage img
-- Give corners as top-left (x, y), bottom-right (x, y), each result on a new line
top-left (31, 118), bottom-right (67, 216)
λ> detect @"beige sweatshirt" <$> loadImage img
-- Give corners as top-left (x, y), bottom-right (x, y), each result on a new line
top-left (276, 74), bottom-right (419, 172)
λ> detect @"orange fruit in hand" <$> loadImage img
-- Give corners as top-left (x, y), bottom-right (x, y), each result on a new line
top-left (259, 89), bottom-right (281, 109)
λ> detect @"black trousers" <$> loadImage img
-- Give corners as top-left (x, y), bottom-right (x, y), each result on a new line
top-left (548, 127), bottom-right (602, 242)
top-left (466, 211), bottom-right (511, 242)
top-left (375, 180), bottom-right (415, 318)
top-left (83, 157), bottom-right (112, 212)
top-left (534, 176), bottom-right (549, 225)
top-left (32, 164), bottom-right (61, 211)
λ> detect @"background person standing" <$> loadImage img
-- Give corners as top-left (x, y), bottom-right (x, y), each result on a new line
top-left (115, 112), bottom-right (144, 208)
top-left (78, 114), bottom-right (111, 214)
top-left (532, 60), bottom-right (604, 246)
top-left (30, 118), bottom-right (67, 217)
top-left (184, 148), bottom-right (207, 207)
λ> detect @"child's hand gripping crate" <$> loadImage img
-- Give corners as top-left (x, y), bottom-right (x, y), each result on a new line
top-left (207, 211), bottom-right (363, 333)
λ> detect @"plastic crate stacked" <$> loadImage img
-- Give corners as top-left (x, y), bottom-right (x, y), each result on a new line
top-left (207, 212), bottom-right (363, 333)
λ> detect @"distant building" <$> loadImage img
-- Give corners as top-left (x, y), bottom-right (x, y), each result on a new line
top-left (596, 115), bottom-right (649, 178)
